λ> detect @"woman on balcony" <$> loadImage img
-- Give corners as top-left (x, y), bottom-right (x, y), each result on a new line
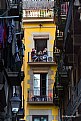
top-left (31, 48), bottom-right (38, 62)
top-left (43, 48), bottom-right (48, 62)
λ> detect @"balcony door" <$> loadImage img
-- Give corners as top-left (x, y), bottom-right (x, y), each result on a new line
top-left (33, 73), bottom-right (48, 96)
top-left (34, 39), bottom-right (47, 52)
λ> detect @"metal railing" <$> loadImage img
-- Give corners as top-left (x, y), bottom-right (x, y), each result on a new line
top-left (56, 29), bottom-right (64, 38)
top-left (28, 51), bottom-right (54, 63)
top-left (23, 9), bottom-right (54, 18)
top-left (9, 0), bottom-right (20, 4)
top-left (9, 0), bottom-right (22, 9)
top-left (28, 89), bottom-right (53, 103)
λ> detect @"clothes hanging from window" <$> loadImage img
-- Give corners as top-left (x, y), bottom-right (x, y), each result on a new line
top-left (7, 21), bottom-right (13, 44)
top-left (3, 20), bottom-right (7, 48)
top-left (12, 19), bottom-right (16, 56)
top-left (15, 41), bottom-right (20, 62)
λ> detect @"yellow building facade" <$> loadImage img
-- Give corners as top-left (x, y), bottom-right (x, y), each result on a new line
top-left (22, 0), bottom-right (59, 121)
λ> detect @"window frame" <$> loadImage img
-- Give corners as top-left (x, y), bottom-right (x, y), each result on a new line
top-left (33, 73), bottom-right (48, 96)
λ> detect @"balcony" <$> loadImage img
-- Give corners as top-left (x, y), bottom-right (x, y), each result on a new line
top-left (27, 90), bottom-right (53, 105)
top-left (23, 9), bottom-right (53, 18)
top-left (54, 46), bottom-right (60, 61)
top-left (59, 68), bottom-right (69, 86)
top-left (55, 29), bottom-right (64, 50)
top-left (8, 0), bottom-right (22, 20)
top-left (23, 0), bottom-right (54, 19)
top-left (58, 2), bottom-right (68, 31)
top-left (9, 0), bottom-right (21, 8)
top-left (23, 0), bottom-right (54, 10)
top-left (54, 1), bottom-right (68, 31)
top-left (58, 14), bottom-right (67, 31)
top-left (4, 69), bottom-right (24, 86)
top-left (28, 51), bottom-right (56, 66)
top-left (54, 52), bottom-right (69, 86)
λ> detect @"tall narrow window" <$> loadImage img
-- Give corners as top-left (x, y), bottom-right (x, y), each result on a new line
top-left (33, 74), bottom-right (40, 96)
top-left (33, 73), bottom-right (48, 96)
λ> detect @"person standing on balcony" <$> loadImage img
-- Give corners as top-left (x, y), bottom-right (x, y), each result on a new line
top-left (31, 48), bottom-right (38, 61)
top-left (43, 48), bottom-right (48, 61)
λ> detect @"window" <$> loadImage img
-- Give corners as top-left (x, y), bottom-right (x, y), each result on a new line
top-left (33, 73), bottom-right (48, 96)
top-left (32, 115), bottom-right (48, 121)
top-left (34, 39), bottom-right (47, 53)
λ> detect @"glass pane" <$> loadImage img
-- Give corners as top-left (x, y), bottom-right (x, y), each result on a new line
top-left (43, 119), bottom-right (47, 121)
top-left (34, 74), bottom-right (40, 96)
top-left (41, 117), bottom-right (47, 121)
top-left (34, 118), bottom-right (40, 121)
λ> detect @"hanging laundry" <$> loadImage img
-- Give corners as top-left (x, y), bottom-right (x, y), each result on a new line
top-left (12, 19), bottom-right (16, 56)
top-left (15, 53), bottom-right (20, 62)
top-left (7, 21), bottom-right (13, 43)
top-left (21, 43), bottom-right (25, 56)
top-left (15, 42), bottom-right (19, 53)
top-left (3, 20), bottom-right (7, 48)
top-left (11, 19), bottom-right (15, 28)
top-left (15, 42), bottom-right (20, 62)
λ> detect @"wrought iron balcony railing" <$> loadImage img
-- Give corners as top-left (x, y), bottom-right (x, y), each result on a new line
top-left (9, 0), bottom-right (21, 5)
top-left (56, 29), bottom-right (64, 38)
top-left (4, 69), bottom-right (24, 86)
top-left (54, 28), bottom-right (64, 49)
top-left (8, 0), bottom-right (22, 18)
top-left (28, 51), bottom-right (54, 63)
top-left (23, 9), bottom-right (54, 18)
top-left (28, 89), bottom-right (53, 104)
top-left (54, 1), bottom-right (69, 31)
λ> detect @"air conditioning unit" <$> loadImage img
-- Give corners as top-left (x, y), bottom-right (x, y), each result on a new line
top-left (48, 57), bottom-right (53, 62)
